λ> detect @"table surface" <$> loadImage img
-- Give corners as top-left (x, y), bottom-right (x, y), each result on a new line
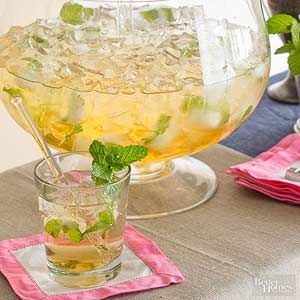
top-left (1, 144), bottom-right (300, 300)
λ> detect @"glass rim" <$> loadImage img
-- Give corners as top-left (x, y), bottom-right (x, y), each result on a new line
top-left (34, 151), bottom-right (131, 190)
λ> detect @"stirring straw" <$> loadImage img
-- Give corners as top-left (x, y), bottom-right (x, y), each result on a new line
top-left (11, 96), bottom-right (64, 180)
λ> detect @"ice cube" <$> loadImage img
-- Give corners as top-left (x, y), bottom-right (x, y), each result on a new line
top-left (204, 81), bottom-right (228, 106)
top-left (93, 5), bottom-right (117, 35)
top-left (122, 64), bottom-right (137, 82)
top-left (187, 99), bottom-right (230, 129)
top-left (61, 92), bottom-right (85, 123)
top-left (164, 47), bottom-right (181, 66)
top-left (73, 134), bottom-right (92, 152)
top-left (176, 6), bottom-right (194, 25)
top-left (189, 109), bottom-right (223, 129)
top-left (57, 64), bottom-right (72, 79)
top-left (134, 6), bottom-right (175, 31)
top-left (194, 7), bottom-right (237, 85)
top-left (149, 120), bottom-right (180, 150)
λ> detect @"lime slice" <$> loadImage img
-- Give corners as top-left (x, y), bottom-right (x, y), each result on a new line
top-left (183, 95), bottom-right (230, 129)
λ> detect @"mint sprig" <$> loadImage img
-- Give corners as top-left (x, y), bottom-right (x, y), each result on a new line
top-left (31, 35), bottom-right (50, 48)
top-left (275, 41), bottom-right (295, 54)
top-left (141, 8), bottom-right (174, 23)
top-left (65, 124), bottom-right (83, 142)
top-left (266, 14), bottom-right (296, 34)
top-left (241, 105), bottom-right (253, 122)
top-left (45, 219), bottom-right (62, 238)
top-left (44, 211), bottom-right (114, 243)
top-left (2, 86), bottom-right (24, 98)
top-left (180, 95), bottom-right (204, 113)
top-left (44, 142), bottom-right (148, 243)
top-left (267, 14), bottom-right (300, 75)
top-left (60, 1), bottom-right (94, 25)
top-left (84, 211), bottom-right (114, 235)
top-left (142, 114), bottom-right (171, 144)
top-left (89, 141), bottom-right (148, 184)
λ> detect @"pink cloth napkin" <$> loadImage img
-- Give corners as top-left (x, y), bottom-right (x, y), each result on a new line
top-left (0, 224), bottom-right (184, 300)
top-left (227, 133), bottom-right (300, 204)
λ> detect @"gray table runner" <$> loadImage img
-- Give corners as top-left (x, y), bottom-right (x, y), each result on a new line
top-left (1, 145), bottom-right (300, 300)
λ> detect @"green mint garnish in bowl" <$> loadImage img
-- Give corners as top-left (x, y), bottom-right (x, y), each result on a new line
top-left (60, 1), bottom-right (94, 25)
top-left (142, 114), bottom-right (171, 145)
top-left (141, 7), bottom-right (175, 23)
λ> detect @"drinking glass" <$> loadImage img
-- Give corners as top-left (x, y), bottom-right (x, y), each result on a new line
top-left (0, 0), bottom-right (270, 219)
top-left (34, 152), bottom-right (130, 288)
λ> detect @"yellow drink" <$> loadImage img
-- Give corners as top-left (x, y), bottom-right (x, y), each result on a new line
top-left (0, 5), bottom-right (269, 164)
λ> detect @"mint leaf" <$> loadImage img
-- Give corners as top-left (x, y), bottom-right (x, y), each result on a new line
top-left (161, 8), bottom-right (175, 22)
top-left (141, 9), bottom-right (159, 22)
top-left (62, 220), bottom-right (83, 243)
top-left (141, 8), bottom-right (174, 23)
top-left (288, 50), bottom-right (300, 75)
top-left (60, 1), bottom-right (94, 25)
top-left (142, 114), bottom-right (171, 144)
top-left (181, 95), bottom-right (204, 113)
top-left (44, 210), bottom-right (115, 243)
top-left (98, 211), bottom-right (114, 230)
top-left (156, 115), bottom-right (171, 135)
top-left (291, 21), bottom-right (300, 49)
top-left (65, 124), bottom-right (83, 141)
top-left (32, 35), bottom-right (50, 48)
top-left (92, 162), bottom-right (113, 183)
top-left (84, 211), bottom-right (114, 235)
top-left (32, 35), bottom-right (45, 43)
top-left (89, 141), bottom-right (148, 185)
top-left (267, 14), bottom-right (297, 34)
top-left (83, 222), bottom-right (102, 234)
top-left (2, 87), bottom-right (23, 98)
top-left (45, 219), bottom-right (63, 238)
top-left (45, 219), bottom-right (83, 243)
top-left (110, 145), bottom-right (149, 169)
top-left (241, 105), bottom-right (253, 121)
top-left (62, 220), bottom-right (79, 233)
top-left (89, 140), bottom-right (107, 163)
top-left (183, 41), bottom-right (199, 58)
top-left (275, 41), bottom-right (295, 54)
top-left (67, 228), bottom-right (83, 243)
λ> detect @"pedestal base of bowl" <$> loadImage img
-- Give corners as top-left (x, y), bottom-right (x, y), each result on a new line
top-left (127, 156), bottom-right (218, 220)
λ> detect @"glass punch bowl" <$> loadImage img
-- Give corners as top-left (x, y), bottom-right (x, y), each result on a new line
top-left (0, 0), bottom-right (270, 218)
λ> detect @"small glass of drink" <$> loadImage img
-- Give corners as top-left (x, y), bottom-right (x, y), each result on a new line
top-left (34, 152), bottom-right (130, 288)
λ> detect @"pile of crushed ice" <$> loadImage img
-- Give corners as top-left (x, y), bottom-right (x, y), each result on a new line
top-left (0, 1), bottom-right (267, 94)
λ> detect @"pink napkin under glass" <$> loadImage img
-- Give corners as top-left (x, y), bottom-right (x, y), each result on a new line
top-left (0, 224), bottom-right (184, 300)
top-left (227, 133), bottom-right (300, 204)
